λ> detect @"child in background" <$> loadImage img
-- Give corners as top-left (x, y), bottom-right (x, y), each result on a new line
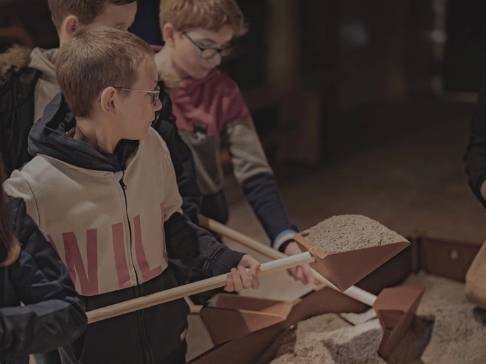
top-left (155, 0), bottom-right (315, 285)
top-left (4, 26), bottom-right (260, 364)
top-left (0, 161), bottom-right (86, 364)
top-left (0, 0), bottom-right (137, 176)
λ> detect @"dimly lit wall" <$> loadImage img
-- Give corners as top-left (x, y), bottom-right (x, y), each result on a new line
top-left (445, 0), bottom-right (486, 92)
top-left (336, 0), bottom-right (435, 110)
top-left (2, 0), bottom-right (483, 164)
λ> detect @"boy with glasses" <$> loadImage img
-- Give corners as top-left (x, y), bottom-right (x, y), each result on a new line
top-left (4, 25), bottom-right (261, 364)
top-left (155, 0), bottom-right (315, 288)
top-left (0, 0), bottom-right (202, 239)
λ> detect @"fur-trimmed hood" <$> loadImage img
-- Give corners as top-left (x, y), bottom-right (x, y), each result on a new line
top-left (0, 45), bottom-right (32, 79)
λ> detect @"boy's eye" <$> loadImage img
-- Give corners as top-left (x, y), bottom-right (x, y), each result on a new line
top-left (198, 42), bottom-right (213, 47)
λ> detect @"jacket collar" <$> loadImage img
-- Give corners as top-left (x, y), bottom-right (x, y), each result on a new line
top-left (28, 93), bottom-right (139, 172)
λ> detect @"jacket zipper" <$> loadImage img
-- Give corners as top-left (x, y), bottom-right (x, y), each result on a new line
top-left (119, 172), bottom-right (153, 362)
top-left (119, 172), bottom-right (139, 285)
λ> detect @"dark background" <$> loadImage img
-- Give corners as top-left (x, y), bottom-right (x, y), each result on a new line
top-left (1, 0), bottom-right (485, 165)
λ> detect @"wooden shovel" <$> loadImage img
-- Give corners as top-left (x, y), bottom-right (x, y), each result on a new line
top-left (198, 215), bottom-right (425, 359)
top-left (87, 215), bottom-right (409, 327)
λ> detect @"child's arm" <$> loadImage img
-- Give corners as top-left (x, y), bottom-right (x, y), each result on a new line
top-left (0, 198), bottom-right (87, 357)
top-left (157, 132), bottom-right (260, 284)
top-left (164, 211), bottom-right (243, 275)
top-left (151, 83), bottom-right (202, 224)
top-left (223, 86), bottom-right (314, 284)
top-left (164, 211), bottom-right (260, 290)
top-left (223, 119), bottom-right (295, 251)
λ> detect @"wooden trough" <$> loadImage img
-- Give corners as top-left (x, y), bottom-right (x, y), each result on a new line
top-left (189, 233), bottom-right (481, 364)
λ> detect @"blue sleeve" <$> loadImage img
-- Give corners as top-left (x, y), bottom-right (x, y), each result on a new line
top-left (0, 198), bottom-right (87, 357)
top-left (164, 212), bottom-right (244, 276)
top-left (241, 172), bottom-right (298, 252)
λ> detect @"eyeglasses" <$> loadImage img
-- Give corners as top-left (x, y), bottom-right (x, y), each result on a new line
top-left (114, 85), bottom-right (161, 106)
top-left (183, 32), bottom-right (233, 60)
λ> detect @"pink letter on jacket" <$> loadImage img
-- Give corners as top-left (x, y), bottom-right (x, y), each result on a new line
top-left (112, 223), bottom-right (132, 289)
top-left (134, 215), bottom-right (162, 281)
top-left (62, 229), bottom-right (99, 295)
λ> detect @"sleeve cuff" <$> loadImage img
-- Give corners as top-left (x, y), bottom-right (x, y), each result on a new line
top-left (272, 229), bottom-right (298, 251)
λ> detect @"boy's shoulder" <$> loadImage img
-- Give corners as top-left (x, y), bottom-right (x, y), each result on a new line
top-left (146, 126), bottom-right (172, 157)
top-left (205, 69), bottom-right (241, 94)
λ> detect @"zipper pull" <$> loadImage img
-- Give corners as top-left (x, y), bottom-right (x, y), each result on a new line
top-left (119, 178), bottom-right (127, 191)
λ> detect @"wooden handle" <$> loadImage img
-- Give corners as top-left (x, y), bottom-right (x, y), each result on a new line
top-left (199, 215), bottom-right (377, 307)
top-left (87, 252), bottom-right (314, 323)
top-left (184, 297), bottom-right (202, 315)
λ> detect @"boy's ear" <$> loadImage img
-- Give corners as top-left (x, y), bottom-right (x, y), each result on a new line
top-left (63, 15), bottom-right (81, 38)
top-left (100, 87), bottom-right (117, 114)
top-left (162, 23), bottom-right (177, 46)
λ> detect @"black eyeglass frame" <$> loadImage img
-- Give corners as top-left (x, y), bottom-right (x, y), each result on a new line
top-left (183, 32), bottom-right (233, 59)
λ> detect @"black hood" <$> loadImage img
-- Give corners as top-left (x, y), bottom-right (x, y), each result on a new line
top-left (28, 93), bottom-right (138, 172)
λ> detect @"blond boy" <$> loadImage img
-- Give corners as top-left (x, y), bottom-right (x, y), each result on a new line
top-left (4, 26), bottom-right (260, 364)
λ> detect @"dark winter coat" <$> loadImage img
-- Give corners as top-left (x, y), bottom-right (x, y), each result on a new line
top-left (0, 197), bottom-right (87, 364)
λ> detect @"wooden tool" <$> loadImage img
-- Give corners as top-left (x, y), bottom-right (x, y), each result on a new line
top-left (87, 251), bottom-right (314, 323)
top-left (198, 215), bottom-right (425, 359)
top-left (200, 294), bottom-right (294, 345)
top-left (86, 213), bottom-right (411, 346)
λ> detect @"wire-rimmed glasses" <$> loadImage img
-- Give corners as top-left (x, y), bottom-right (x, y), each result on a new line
top-left (114, 85), bottom-right (161, 106)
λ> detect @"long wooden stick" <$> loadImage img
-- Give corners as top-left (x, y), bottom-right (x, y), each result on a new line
top-left (198, 215), bottom-right (377, 307)
top-left (87, 252), bottom-right (314, 323)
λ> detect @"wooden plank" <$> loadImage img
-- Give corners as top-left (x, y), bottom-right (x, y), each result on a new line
top-left (418, 236), bottom-right (481, 282)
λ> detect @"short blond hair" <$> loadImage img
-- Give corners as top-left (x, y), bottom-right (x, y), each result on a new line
top-left (48, 0), bottom-right (136, 30)
top-left (57, 25), bottom-right (153, 118)
top-left (160, 0), bottom-right (247, 37)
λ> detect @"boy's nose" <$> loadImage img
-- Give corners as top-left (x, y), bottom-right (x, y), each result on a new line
top-left (209, 53), bottom-right (222, 67)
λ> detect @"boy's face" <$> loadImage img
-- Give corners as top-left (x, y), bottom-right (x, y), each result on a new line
top-left (172, 25), bottom-right (234, 79)
top-left (116, 58), bottom-right (162, 140)
top-left (90, 2), bottom-right (137, 31)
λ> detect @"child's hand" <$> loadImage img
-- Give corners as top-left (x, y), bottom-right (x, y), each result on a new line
top-left (225, 254), bottom-right (261, 292)
top-left (284, 242), bottom-right (316, 285)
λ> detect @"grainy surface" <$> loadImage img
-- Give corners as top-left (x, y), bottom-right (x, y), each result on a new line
top-left (268, 316), bottom-right (385, 364)
top-left (340, 308), bottom-right (377, 325)
top-left (263, 272), bottom-right (485, 364)
top-left (254, 328), bottom-right (296, 364)
top-left (305, 215), bottom-right (407, 252)
top-left (405, 272), bottom-right (486, 364)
